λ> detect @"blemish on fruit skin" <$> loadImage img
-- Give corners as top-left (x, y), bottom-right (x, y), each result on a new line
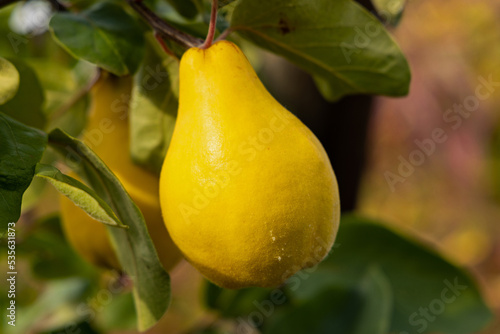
top-left (277, 256), bottom-right (282, 261)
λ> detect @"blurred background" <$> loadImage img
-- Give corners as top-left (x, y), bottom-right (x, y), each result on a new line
top-left (362, 0), bottom-right (500, 325)
top-left (1, 0), bottom-right (500, 333)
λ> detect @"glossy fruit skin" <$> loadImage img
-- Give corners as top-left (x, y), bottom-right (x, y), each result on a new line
top-left (159, 41), bottom-right (340, 288)
top-left (59, 74), bottom-right (182, 272)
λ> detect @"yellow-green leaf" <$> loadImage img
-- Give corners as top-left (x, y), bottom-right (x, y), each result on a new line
top-left (35, 163), bottom-right (126, 228)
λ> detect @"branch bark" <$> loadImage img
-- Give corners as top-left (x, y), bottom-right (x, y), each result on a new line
top-left (127, 0), bottom-right (202, 49)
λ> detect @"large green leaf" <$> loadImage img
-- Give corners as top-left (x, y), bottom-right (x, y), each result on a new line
top-left (264, 266), bottom-right (393, 334)
top-left (97, 292), bottom-right (137, 331)
top-left (0, 113), bottom-right (47, 230)
top-left (231, 0), bottom-right (411, 101)
top-left (35, 163), bottom-right (126, 228)
top-left (0, 57), bottom-right (19, 105)
top-left (50, 2), bottom-right (145, 76)
top-left (0, 59), bottom-right (46, 129)
top-left (47, 128), bottom-right (170, 331)
top-left (130, 36), bottom-right (178, 175)
top-left (324, 215), bottom-right (493, 334)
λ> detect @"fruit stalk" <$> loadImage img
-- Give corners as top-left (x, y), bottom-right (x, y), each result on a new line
top-left (199, 0), bottom-right (218, 49)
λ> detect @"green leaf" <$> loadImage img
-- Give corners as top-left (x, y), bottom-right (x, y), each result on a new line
top-left (231, 0), bottom-right (411, 101)
top-left (130, 36), bottom-right (178, 175)
top-left (35, 163), bottom-right (126, 228)
top-left (21, 150), bottom-right (58, 213)
top-left (0, 113), bottom-right (47, 230)
top-left (372, 0), bottom-right (406, 27)
top-left (264, 266), bottom-right (393, 334)
top-left (47, 128), bottom-right (171, 331)
top-left (353, 266), bottom-right (393, 334)
top-left (49, 2), bottom-right (145, 76)
top-left (325, 215), bottom-right (493, 334)
top-left (0, 59), bottom-right (46, 129)
top-left (97, 292), bottom-right (137, 331)
top-left (0, 57), bottom-right (19, 105)
top-left (166, 0), bottom-right (202, 19)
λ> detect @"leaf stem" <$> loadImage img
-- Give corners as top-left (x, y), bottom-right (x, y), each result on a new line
top-left (127, 0), bottom-right (202, 49)
top-left (215, 27), bottom-right (233, 42)
top-left (154, 31), bottom-right (179, 60)
top-left (199, 0), bottom-right (218, 49)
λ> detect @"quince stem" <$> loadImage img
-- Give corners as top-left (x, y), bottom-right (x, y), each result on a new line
top-left (199, 0), bottom-right (218, 49)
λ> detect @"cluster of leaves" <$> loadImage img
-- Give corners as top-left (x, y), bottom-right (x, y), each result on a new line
top-left (0, 0), bottom-right (493, 333)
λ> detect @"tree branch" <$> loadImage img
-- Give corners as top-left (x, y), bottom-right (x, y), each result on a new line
top-left (127, 0), bottom-right (202, 49)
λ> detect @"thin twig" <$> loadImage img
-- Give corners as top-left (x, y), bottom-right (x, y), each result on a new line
top-left (215, 27), bottom-right (233, 42)
top-left (50, 70), bottom-right (101, 121)
top-left (127, 0), bottom-right (202, 49)
top-left (154, 31), bottom-right (179, 60)
top-left (199, 0), bottom-right (218, 49)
